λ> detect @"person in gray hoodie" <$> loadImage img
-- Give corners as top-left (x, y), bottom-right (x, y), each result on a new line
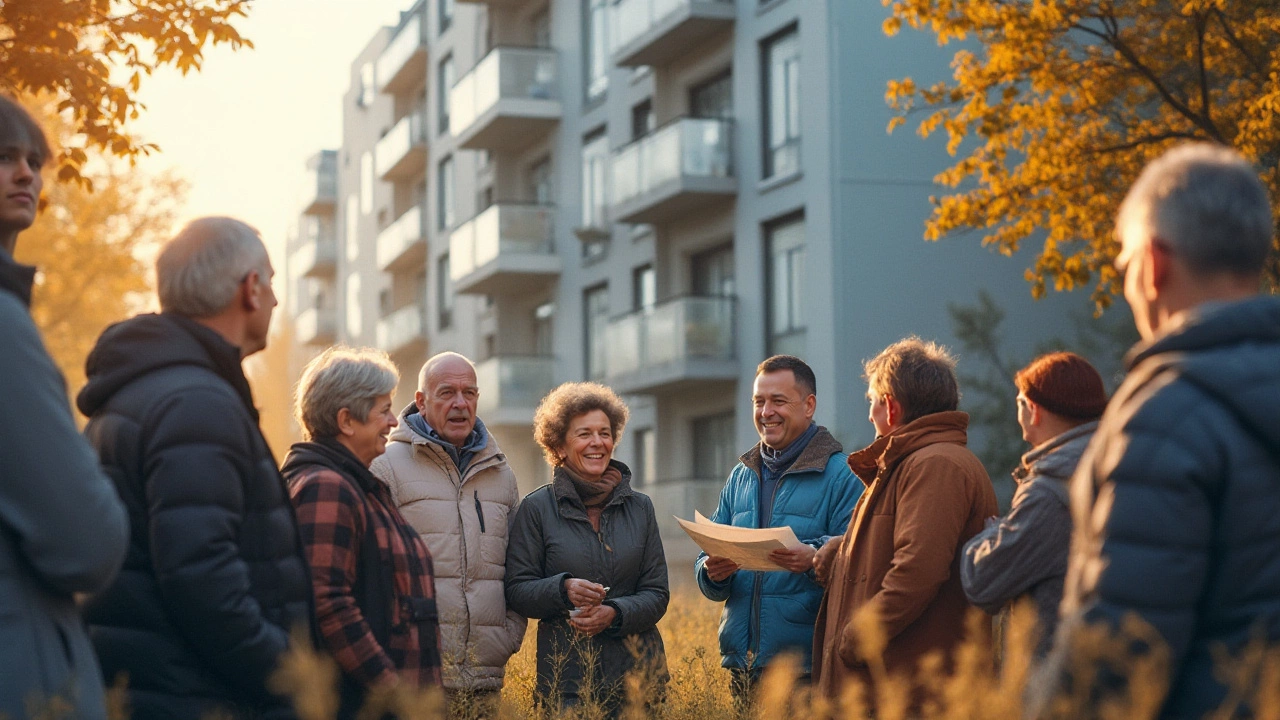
top-left (961, 351), bottom-right (1108, 657)
top-left (0, 94), bottom-right (129, 720)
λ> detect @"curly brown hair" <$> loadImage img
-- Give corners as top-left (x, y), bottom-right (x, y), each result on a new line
top-left (533, 382), bottom-right (630, 467)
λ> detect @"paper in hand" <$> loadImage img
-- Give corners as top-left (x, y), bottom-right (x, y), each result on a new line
top-left (678, 511), bottom-right (803, 572)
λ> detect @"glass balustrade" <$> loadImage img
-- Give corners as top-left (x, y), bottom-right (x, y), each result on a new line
top-left (611, 118), bottom-right (733, 208)
top-left (450, 48), bottom-right (559, 137)
top-left (450, 204), bottom-right (554, 280)
top-left (475, 356), bottom-right (555, 416)
top-left (376, 205), bottom-right (426, 270)
top-left (606, 296), bottom-right (735, 378)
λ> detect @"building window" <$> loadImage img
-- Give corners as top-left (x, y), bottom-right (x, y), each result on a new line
top-left (528, 156), bottom-right (554, 204)
top-left (581, 130), bottom-right (609, 229)
top-left (359, 62), bottom-right (376, 107)
top-left (766, 214), bottom-right (806, 356)
top-left (437, 55), bottom-right (454, 135)
top-left (360, 152), bottom-right (373, 214)
top-left (763, 27), bottom-right (801, 178)
top-left (583, 284), bottom-right (609, 381)
top-left (631, 99), bottom-right (655, 141)
top-left (691, 70), bottom-right (733, 120)
top-left (345, 195), bottom-right (360, 261)
top-left (437, 254), bottom-right (453, 329)
top-left (345, 273), bottom-right (362, 338)
top-left (692, 244), bottom-right (734, 297)
top-left (693, 412), bottom-right (736, 479)
top-left (584, 0), bottom-right (610, 101)
top-left (633, 428), bottom-right (656, 487)
top-left (378, 288), bottom-right (392, 317)
top-left (534, 301), bottom-right (555, 355)
top-left (632, 264), bottom-right (655, 311)
top-left (437, 155), bottom-right (455, 230)
top-left (532, 8), bottom-right (552, 48)
top-left (439, 0), bottom-right (454, 33)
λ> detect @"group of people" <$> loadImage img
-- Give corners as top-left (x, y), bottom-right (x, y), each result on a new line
top-left (3, 88), bottom-right (1279, 720)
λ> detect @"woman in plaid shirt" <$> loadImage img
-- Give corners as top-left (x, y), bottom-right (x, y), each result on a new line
top-left (282, 347), bottom-right (443, 718)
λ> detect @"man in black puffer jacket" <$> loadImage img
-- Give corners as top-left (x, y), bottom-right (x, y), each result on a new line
top-left (1034, 144), bottom-right (1280, 719)
top-left (78, 217), bottom-right (313, 720)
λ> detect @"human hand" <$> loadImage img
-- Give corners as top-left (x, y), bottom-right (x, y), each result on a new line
top-left (704, 556), bottom-right (740, 583)
top-left (813, 539), bottom-right (840, 586)
top-left (769, 544), bottom-right (817, 574)
top-left (569, 604), bottom-right (617, 637)
top-left (564, 578), bottom-right (607, 607)
top-left (837, 619), bottom-right (866, 669)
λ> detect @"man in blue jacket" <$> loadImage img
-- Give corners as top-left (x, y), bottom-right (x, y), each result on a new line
top-left (695, 355), bottom-right (861, 702)
top-left (1035, 143), bottom-right (1280, 718)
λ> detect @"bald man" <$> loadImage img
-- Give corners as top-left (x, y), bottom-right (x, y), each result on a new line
top-left (370, 353), bottom-right (525, 715)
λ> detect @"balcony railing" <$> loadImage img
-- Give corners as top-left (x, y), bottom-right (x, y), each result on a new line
top-left (449, 204), bottom-right (559, 295)
top-left (605, 295), bottom-right (737, 394)
top-left (291, 228), bottom-right (337, 278)
top-left (302, 151), bottom-right (338, 215)
top-left (475, 355), bottom-right (555, 425)
top-left (376, 205), bottom-right (427, 272)
top-left (377, 12), bottom-right (427, 95)
top-left (377, 303), bottom-right (426, 355)
top-left (449, 47), bottom-right (560, 151)
top-left (611, 117), bottom-right (735, 225)
top-left (296, 306), bottom-right (336, 345)
top-left (376, 111), bottom-right (428, 181)
top-left (645, 477), bottom-right (725, 550)
top-left (612, 0), bottom-right (736, 67)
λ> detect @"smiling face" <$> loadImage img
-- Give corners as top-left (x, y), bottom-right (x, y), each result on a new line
top-left (753, 370), bottom-right (816, 451)
top-left (557, 409), bottom-right (615, 480)
top-left (418, 356), bottom-right (479, 446)
top-left (0, 140), bottom-right (43, 241)
top-left (346, 392), bottom-right (398, 467)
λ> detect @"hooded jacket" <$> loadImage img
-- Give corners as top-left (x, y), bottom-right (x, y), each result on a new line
top-left (693, 426), bottom-right (861, 674)
top-left (77, 313), bottom-right (312, 720)
top-left (813, 411), bottom-right (997, 704)
top-left (0, 250), bottom-right (128, 720)
top-left (505, 461), bottom-right (668, 715)
top-left (369, 406), bottom-right (526, 691)
top-left (1037, 296), bottom-right (1280, 719)
top-left (961, 421), bottom-right (1096, 657)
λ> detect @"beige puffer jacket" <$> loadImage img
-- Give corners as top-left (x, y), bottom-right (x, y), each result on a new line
top-left (369, 412), bottom-right (526, 691)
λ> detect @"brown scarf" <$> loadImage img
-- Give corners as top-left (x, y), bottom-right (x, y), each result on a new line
top-left (561, 465), bottom-right (622, 530)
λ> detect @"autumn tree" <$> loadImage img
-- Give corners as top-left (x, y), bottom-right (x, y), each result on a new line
top-left (0, 0), bottom-right (251, 187)
top-left (13, 97), bottom-right (186, 404)
top-left (884, 0), bottom-right (1280, 307)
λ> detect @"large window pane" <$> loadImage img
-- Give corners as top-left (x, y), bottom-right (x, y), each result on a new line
top-left (438, 55), bottom-right (454, 135)
top-left (584, 284), bottom-right (609, 380)
top-left (437, 254), bottom-right (453, 329)
top-left (585, 0), bottom-right (610, 100)
top-left (693, 412), bottom-right (736, 479)
top-left (767, 214), bottom-right (806, 355)
top-left (691, 70), bottom-right (733, 120)
top-left (581, 131), bottom-right (609, 228)
top-left (763, 27), bottom-right (800, 178)
top-left (438, 156), bottom-right (455, 230)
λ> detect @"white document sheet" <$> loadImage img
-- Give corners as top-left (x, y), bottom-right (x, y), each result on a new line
top-left (677, 510), bottom-right (804, 572)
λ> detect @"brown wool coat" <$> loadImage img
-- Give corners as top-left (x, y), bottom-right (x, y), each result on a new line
top-left (813, 411), bottom-right (997, 702)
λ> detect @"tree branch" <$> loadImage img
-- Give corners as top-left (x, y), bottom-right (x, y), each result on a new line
top-left (1194, 12), bottom-right (1218, 140)
top-left (1212, 7), bottom-right (1267, 78)
top-left (1087, 131), bottom-right (1205, 155)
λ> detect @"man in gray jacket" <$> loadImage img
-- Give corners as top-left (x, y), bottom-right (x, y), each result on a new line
top-left (960, 351), bottom-right (1107, 657)
top-left (370, 352), bottom-right (525, 715)
top-left (0, 94), bottom-right (129, 720)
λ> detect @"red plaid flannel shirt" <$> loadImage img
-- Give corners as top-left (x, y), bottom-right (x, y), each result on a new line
top-left (290, 466), bottom-right (442, 689)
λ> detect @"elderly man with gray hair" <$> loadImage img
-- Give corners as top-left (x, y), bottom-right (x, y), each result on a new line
top-left (370, 352), bottom-right (525, 716)
top-left (1033, 144), bottom-right (1280, 718)
top-left (79, 217), bottom-right (313, 720)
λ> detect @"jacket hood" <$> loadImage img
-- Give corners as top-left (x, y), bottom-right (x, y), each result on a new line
top-left (280, 438), bottom-right (381, 494)
top-left (388, 403), bottom-right (503, 469)
top-left (76, 312), bottom-right (254, 419)
top-left (848, 410), bottom-right (970, 485)
top-left (1015, 421), bottom-right (1098, 486)
top-left (740, 425), bottom-right (844, 476)
top-left (1132, 296), bottom-right (1280, 456)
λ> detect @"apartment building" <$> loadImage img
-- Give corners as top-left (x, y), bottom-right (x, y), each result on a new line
top-left (285, 0), bottom-right (1080, 569)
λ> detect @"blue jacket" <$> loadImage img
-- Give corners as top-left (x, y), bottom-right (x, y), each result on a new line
top-left (694, 427), bottom-right (861, 673)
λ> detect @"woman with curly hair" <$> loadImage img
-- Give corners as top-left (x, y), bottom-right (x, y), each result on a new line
top-left (505, 382), bottom-right (669, 716)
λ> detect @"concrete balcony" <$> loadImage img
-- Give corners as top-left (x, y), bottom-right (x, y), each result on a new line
top-left (475, 355), bottom-right (555, 426)
top-left (375, 111), bottom-right (428, 182)
top-left (612, 0), bottom-right (736, 68)
top-left (377, 303), bottom-right (427, 356)
top-left (302, 150), bottom-right (337, 215)
top-left (610, 118), bottom-right (735, 225)
top-left (604, 295), bottom-right (737, 395)
top-left (376, 205), bottom-right (427, 272)
top-left (377, 12), bottom-right (426, 95)
top-left (646, 478), bottom-right (726, 562)
top-left (296, 306), bottom-right (336, 346)
top-left (456, 0), bottom-right (528, 7)
top-left (449, 204), bottom-right (559, 296)
top-left (291, 228), bottom-right (337, 278)
top-left (449, 47), bottom-right (560, 152)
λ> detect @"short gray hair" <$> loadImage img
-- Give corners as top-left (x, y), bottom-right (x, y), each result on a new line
top-left (156, 217), bottom-right (271, 316)
top-left (417, 351), bottom-right (477, 392)
top-left (1118, 143), bottom-right (1273, 277)
top-left (295, 346), bottom-right (400, 440)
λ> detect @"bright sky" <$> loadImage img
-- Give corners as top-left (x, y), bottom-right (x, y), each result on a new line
top-left (130, 0), bottom-right (408, 268)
